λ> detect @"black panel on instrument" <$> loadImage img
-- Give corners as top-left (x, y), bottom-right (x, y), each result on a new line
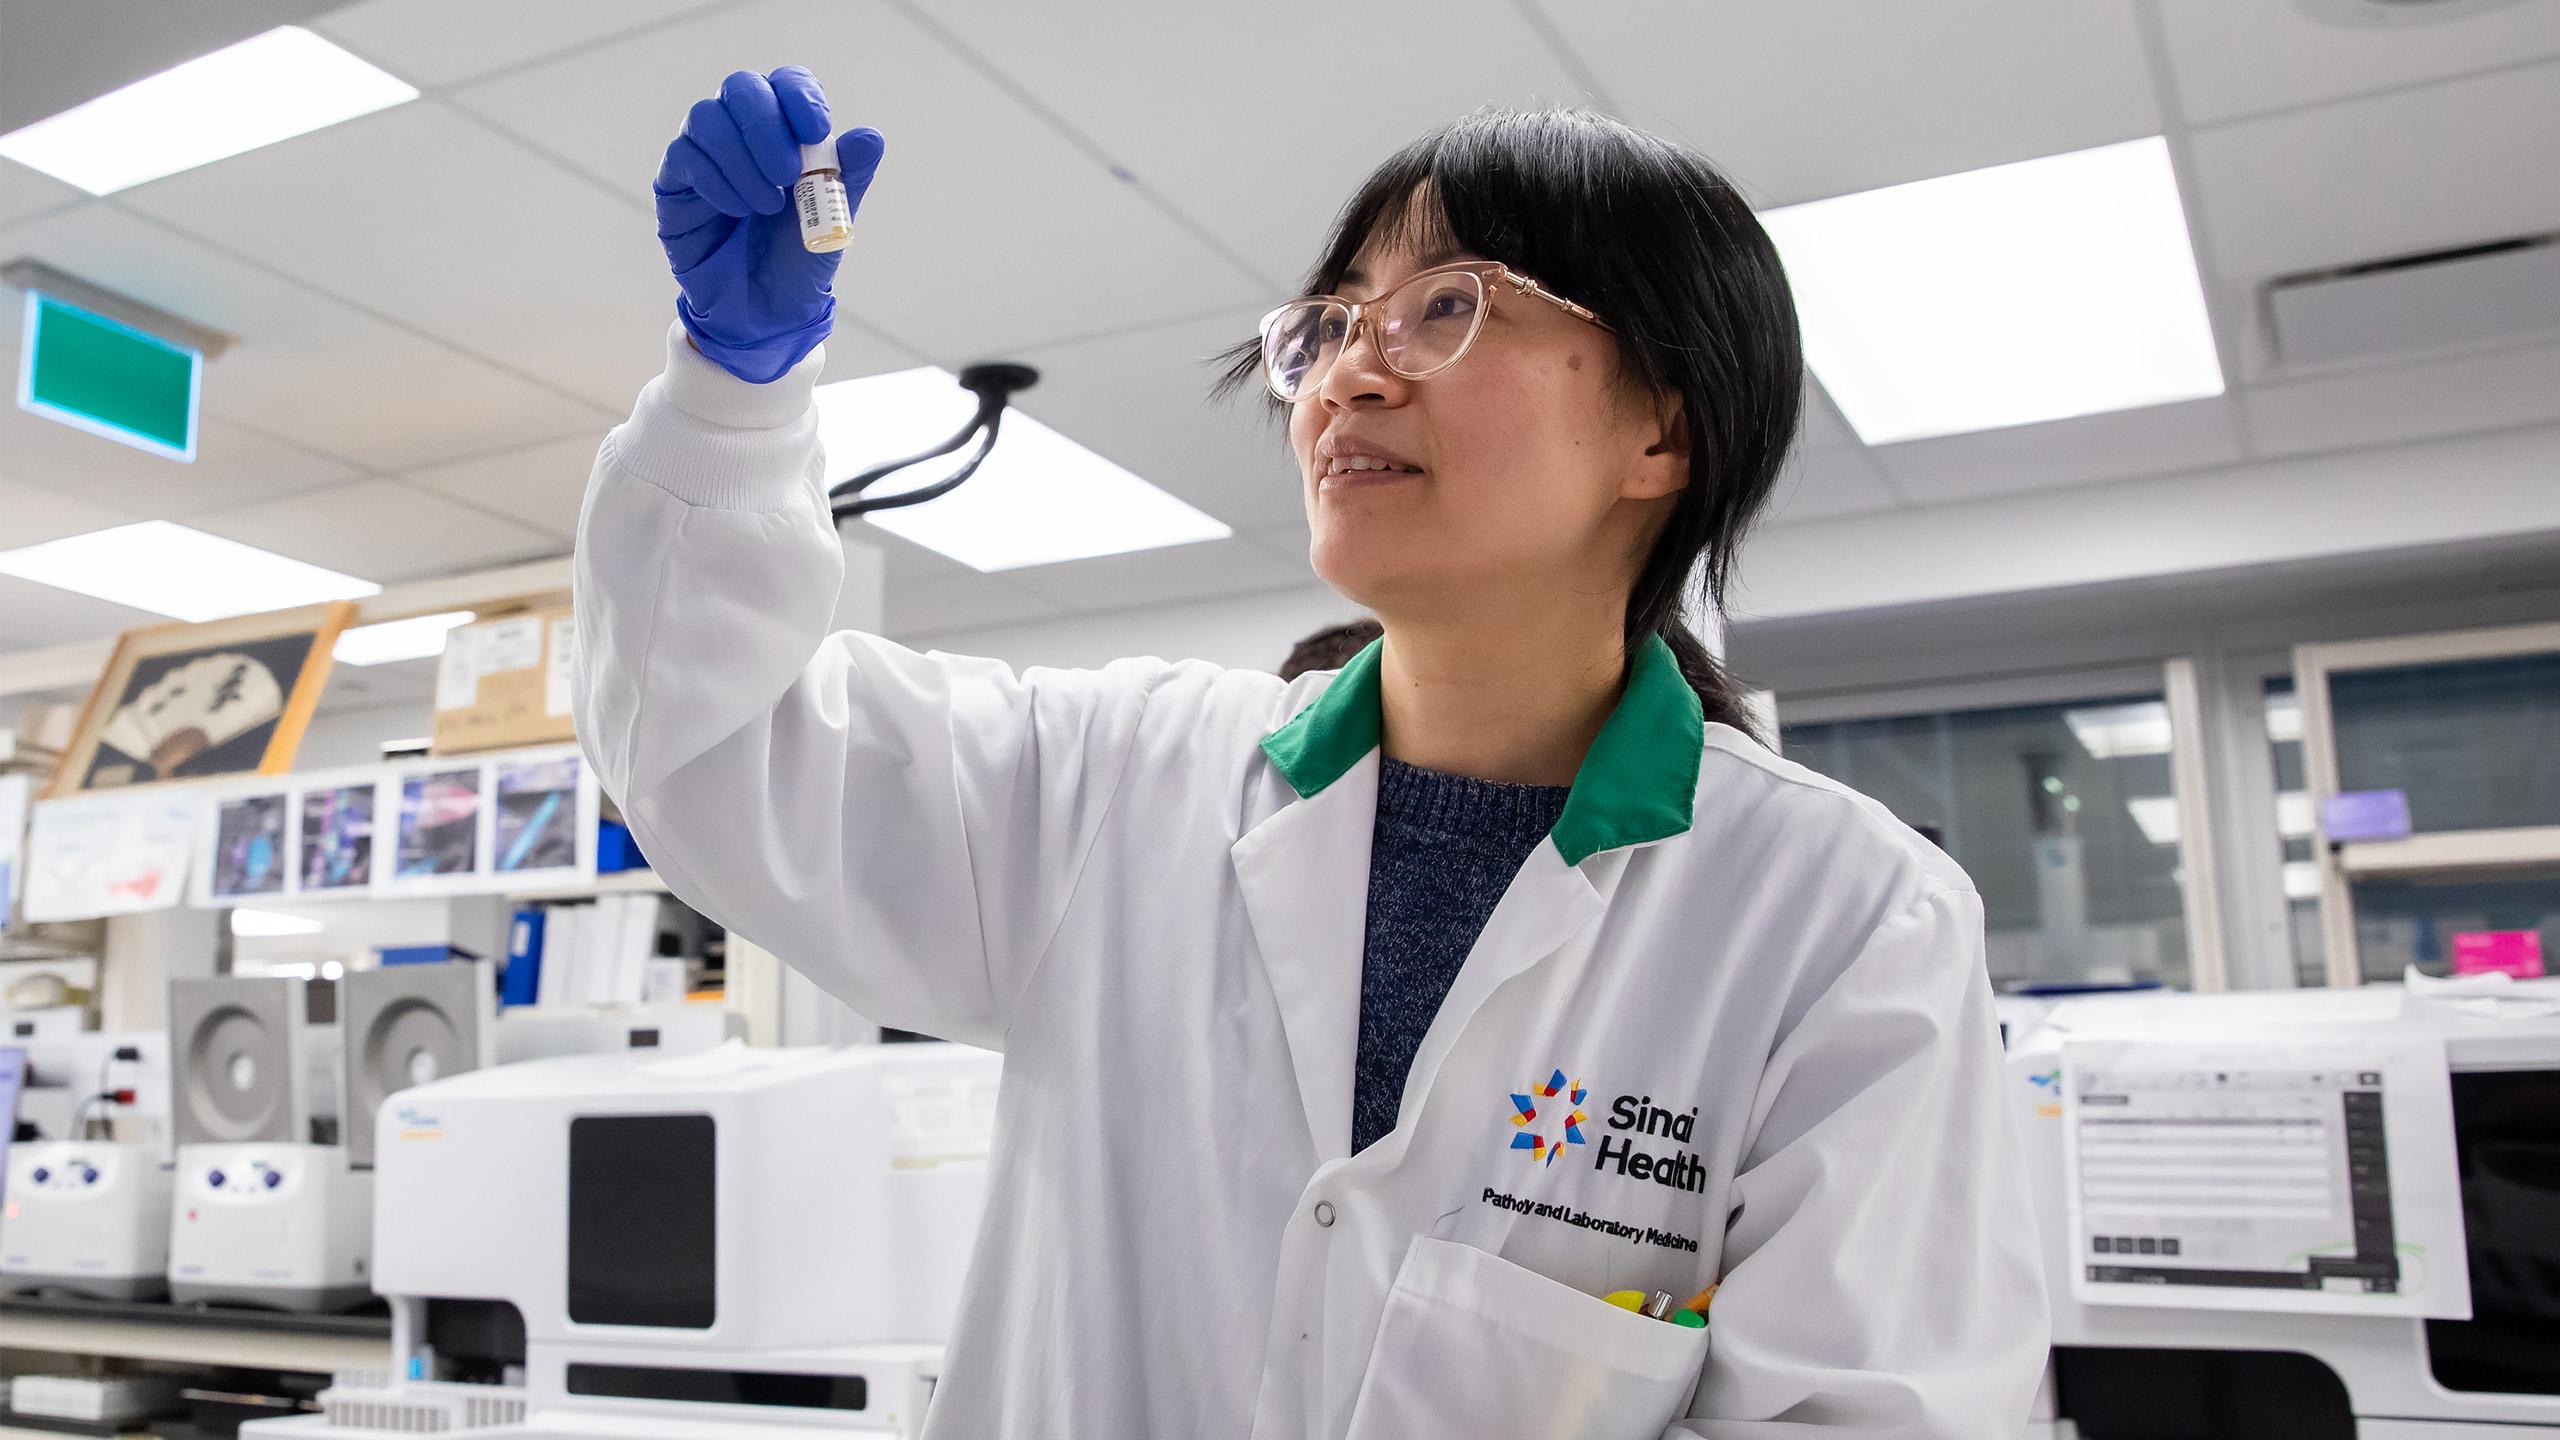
top-left (566, 1363), bottom-right (867, 1411)
top-left (2427, 1067), bottom-right (2560, 1396)
top-left (567, 1114), bottom-right (715, 1329)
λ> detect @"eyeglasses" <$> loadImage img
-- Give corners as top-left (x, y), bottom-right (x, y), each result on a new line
top-left (1256, 260), bottom-right (1613, 403)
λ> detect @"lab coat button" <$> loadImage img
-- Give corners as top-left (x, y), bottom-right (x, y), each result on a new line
top-left (1313, 1200), bottom-right (1336, 1227)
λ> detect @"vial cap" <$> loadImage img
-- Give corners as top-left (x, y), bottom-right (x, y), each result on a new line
top-left (802, 139), bottom-right (838, 175)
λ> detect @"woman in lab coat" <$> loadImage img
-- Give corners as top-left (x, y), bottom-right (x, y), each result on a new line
top-left (576, 68), bottom-right (2047, 1439)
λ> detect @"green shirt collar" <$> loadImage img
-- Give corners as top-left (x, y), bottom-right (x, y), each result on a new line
top-left (1258, 633), bottom-right (1704, 865)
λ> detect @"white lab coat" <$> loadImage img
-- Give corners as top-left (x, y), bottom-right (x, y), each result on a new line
top-left (573, 323), bottom-right (2049, 1439)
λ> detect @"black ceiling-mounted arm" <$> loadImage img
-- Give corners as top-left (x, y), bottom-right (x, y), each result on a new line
top-left (829, 361), bottom-right (1040, 522)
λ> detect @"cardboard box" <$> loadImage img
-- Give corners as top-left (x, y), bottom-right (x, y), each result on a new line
top-left (433, 603), bottom-right (576, 755)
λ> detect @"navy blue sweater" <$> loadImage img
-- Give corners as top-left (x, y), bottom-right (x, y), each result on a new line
top-left (1352, 757), bottom-right (1573, 1155)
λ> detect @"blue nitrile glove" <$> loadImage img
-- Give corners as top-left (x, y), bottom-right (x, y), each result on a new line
top-left (653, 67), bottom-right (886, 384)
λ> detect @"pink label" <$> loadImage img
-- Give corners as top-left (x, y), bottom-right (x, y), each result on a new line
top-left (2452, 930), bottom-right (2545, 979)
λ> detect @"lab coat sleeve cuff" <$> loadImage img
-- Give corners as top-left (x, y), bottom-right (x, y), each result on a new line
top-left (606, 320), bottom-right (826, 514)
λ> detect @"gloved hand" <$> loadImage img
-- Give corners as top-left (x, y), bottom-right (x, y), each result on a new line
top-left (654, 67), bottom-right (886, 384)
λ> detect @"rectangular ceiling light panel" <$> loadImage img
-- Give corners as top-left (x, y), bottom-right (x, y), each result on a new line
top-left (0, 521), bottom-right (380, 622)
top-left (334, 610), bottom-right (474, 666)
top-left (816, 367), bottom-right (1230, 572)
top-left (1763, 137), bottom-right (2224, 445)
top-left (0, 26), bottom-right (417, 195)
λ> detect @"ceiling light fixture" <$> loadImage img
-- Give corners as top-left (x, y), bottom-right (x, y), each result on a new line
top-left (816, 367), bottom-right (1229, 572)
top-left (0, 26), bottom-right (416, 196)
top-left (2125, 795), bottom-right (2182, 847)
top-left (333, 610), bottom-right (474, 667)
top-left (0, 520), bottom-right (379, 622)
top-left (230, 908), bottom-right (324, 938)
top-left (1762, 136), bottom-right (2224, 445)
top-left (2063, 700), bottom-right (2175, 759)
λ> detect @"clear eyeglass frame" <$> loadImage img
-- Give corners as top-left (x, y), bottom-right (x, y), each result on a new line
top-left (1256, 260), bottom-right (1614, 402)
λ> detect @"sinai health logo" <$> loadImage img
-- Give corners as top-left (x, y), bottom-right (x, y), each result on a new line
top-left (1507, 1065), bottom-right (1710, 1193)
top-left (1508, 1069), bottom-right (1591, 1166)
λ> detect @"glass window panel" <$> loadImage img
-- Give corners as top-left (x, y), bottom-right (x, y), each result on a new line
top-left (2329, 650), bottom-right (2560, 833)
top-left (1781, 692), bottom-right (2190, 990)
top-left (2263, 677), bottom-right (2327, 987)
top-left (2347, 872), bottom-right (2560, 984)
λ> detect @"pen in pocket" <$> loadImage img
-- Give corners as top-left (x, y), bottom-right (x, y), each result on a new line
top-left (1603, 1286), bottom-right (1713, 1329)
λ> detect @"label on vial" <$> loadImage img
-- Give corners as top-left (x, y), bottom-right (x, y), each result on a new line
top-left (797, 174), bottom-right (852, 246)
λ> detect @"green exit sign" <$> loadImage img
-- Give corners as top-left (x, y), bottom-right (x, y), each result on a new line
top-left (17, 291), bottom-right (200, 462)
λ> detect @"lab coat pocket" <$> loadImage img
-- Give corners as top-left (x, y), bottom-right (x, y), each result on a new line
top-left (1342, 1236), bottom-right (1709, 1440)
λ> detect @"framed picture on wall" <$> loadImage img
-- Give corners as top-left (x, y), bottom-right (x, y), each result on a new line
top-left (489, 747), bottom-right (597, 886)
top-left (379, 758), bottom-right (495, 897)
top-left (48, 602), bottom-right (356, 798)
top-left (193, 785), bottom-right (294, 905)
top-left (295, 775), bottom-right (381, 898)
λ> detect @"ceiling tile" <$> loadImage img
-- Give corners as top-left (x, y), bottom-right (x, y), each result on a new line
top-left (448, 0), bottom-right (1264, 360)
top-left (0, 575), bottom-right (163, 651)
top-left (1534, 0), bottom-right (2161, 206)
top-left (0, 203), bottom-right (613, 471)
top-left (313, 0), bottom-right (724, 88)
top-left (845, 526), bottom-right (976, 584)
top-left (0, 317), bottom-right (359, 513)
top-left (190, 478), bottom-right (557, 584)
top-left (0, 478), bottom-right (138, 548)
top-left (1006, 305), bottom-right (1302, 532)
top-left (0, 1), bottom-right (337, 136)
top-left (1798, 381), bottom-right (1860, 451)
top-left (401, 432), bottom-right (607, 539)
top-left (0, 410), bottom-right (355, 519)
top-left (1876, 397), bottom-right (2247, 504)
top-left (1005, 535), bottom-right (1310, 615)
top-left (118, 100), bottom-right (682, 411)
top-left (1240, 517), bottom-right (1315, 574)
top-left (884, 573), bottom-right (1061, 638)
top-left (2152, 0), bottom-right (2560, 127)
top-left (2245, 342), bottom-right (2560, 460)
top-left (2184, 61), bottom-right (2560, 286)
top-left (816, 324), bottom-right (930, 388)
top-left (920, 0), bottom-right (1591, 283)
top-left (1766, 447), bottom-right (1902, 526)
top-left (0, 158), bottom-right (86, 226)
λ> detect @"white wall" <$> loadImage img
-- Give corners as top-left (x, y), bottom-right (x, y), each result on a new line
top-left (1734, 422), bottom-right (2560, 622)
top-left (896, 422), bottom-right (2560, 677)
top-left (902, 581), bottom-right (1359, 674)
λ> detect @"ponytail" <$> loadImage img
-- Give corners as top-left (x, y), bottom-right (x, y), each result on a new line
top-left (1650, 618), bottom-right (1763, 748)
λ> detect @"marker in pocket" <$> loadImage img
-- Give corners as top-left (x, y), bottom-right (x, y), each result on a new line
top-left (1603, 1286), bottom-right (1710, 1328)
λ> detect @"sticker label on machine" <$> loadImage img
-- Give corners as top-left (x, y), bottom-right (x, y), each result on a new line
top-left (2060, 1033), bottom-right (2469, 1319)
top-left (885, 1070), bottom-right (997, 1171)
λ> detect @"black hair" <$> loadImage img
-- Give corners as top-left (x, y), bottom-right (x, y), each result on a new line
top-left (1210, 105), bottom-right (1801, 744)
top-left (1279, 616), bottom-right (1385, 682)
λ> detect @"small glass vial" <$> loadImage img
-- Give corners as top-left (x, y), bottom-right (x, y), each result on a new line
top-left (795, 139), bottom-right (853, 253)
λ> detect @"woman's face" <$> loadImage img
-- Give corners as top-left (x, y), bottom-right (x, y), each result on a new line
top-left (1286, 223), bottom-right (1687, 630)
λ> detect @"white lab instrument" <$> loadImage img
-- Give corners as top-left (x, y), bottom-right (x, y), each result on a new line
top-left (243, 1040), bottom-right (997, 1440)
top-left (1994, 993), bottom-right (2060, 1050)
top-left (2008, 985), bottom-right (2560, 1436)
top-left (0, 1030), bottom-right (173, 1300)
top-left (341, 960), bottom-right (494, 1170)
top-left (166, 974), bottom-right (371, 1311)
top-left (0, 1006), bottom-right (90, 1046)
top-left (491, 1003), bottom-right (743, 1066)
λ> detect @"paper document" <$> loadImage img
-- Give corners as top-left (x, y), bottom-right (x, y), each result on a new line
top-left (23, 792), bottom-right (200, 922)
top-left (2062, 1033), bottom-right (2469, 1319)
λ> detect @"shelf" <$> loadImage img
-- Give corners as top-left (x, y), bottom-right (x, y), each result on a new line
top-left (2336, 825), bottom-right (2560, 878)
top-left (0, 1296), bottom-right (387, 1374)
top-left (498, 869), bottom-right (666, 901)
